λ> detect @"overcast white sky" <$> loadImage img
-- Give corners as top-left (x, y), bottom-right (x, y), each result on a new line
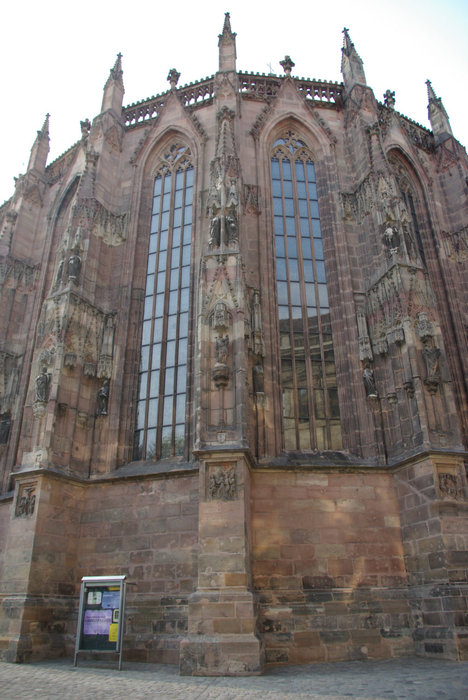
top-left (1, 0), bottom-right (467, 205)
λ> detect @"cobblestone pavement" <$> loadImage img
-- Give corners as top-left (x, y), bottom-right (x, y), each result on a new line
top-left (1, 657), bottom-right (467, 699)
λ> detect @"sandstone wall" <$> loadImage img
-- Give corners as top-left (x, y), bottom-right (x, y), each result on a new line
top-left (251, 469), bottom-right (414, 663)
top-left (75, 472), bottom-right (199, 663)
top-left (0, 470), bottom-right (199, 663)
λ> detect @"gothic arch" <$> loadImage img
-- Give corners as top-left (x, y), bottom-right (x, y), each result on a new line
top-left (387, 148), bottom-right (433, 267)
top-left (43, 176), bottom-right (80, 298)
top-left (265, 125), bottom-right (342, 452)
top-left (261, 113), bottom-right (332, 164)
top-left (132, 133), bottom-right (196, 462)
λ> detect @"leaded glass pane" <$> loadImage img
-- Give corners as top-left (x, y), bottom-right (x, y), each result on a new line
top-left (134, 147), bottom-right (193, 460)
top-left (272, 131), bottom-right (341, 451)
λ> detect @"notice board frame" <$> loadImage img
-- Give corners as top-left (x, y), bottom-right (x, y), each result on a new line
top-left (74, 575), bottom-right (127, 670)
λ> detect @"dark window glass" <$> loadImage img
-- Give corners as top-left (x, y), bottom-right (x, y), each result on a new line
top-left (271, 131), bottom-right (341, 451)
top-left (134, 144), bottom-right (193, 461)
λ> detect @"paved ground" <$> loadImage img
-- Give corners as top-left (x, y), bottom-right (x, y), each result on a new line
top-left (1, 657), bottom-right (467, 699)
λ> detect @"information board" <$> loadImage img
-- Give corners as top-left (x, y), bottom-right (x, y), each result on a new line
top-left (74, 575), bottom-right (126, 669)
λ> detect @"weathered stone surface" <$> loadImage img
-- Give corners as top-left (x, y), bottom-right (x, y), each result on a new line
top-left (0, 15), bottom-right (467, 674)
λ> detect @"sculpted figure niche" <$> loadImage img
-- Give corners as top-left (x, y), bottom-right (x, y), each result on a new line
top-left (35, 366), bottom-right (51, 403)
top-left (215, 335), bottom-right (229, 365)
top-left (362, 362), bottom-right (378, 398)
top-left (97, 379), bottom-right (110, 415)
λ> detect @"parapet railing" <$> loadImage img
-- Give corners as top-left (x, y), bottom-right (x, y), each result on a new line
top-left (238, 72), bottom-right (343, 105)
top-left (122, 77), bottom-right (215, 127)
top-left (122, 73), bottom-right (344, 127)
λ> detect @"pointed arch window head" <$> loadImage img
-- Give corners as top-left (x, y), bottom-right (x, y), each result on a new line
top-left (388, 152), bottom-right (427, 267)
top-left (271, 130), bottom-right (341, 451)
top-left (134, 142), bottom-right (193, 461)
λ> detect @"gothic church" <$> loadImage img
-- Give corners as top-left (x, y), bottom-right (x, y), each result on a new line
top-left (0, 14), bottom-right (467, 674)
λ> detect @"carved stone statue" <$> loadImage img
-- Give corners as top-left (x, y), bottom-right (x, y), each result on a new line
top-left (383, 225), bottom-right (400, 253)
top-left (383, 89), bottom-right (395, 109)
top-left (212, 302), bottom-right (228, 330)
top-left (15, 486), bottom-right (36, 517)
top-left (97, 379), bottom-right (110, 415)
top-left (422, 338), bottom-right (441, 393)
top-left (215, 335), bottom-right (229, 365)
top-left (226, 179), bottom-right (238, 208)
top-left (209, 213), bottom-right (221, 247)
top-left (68, 249), bottom-right (82, 281)
top-left (0, 412), bottom-right (11, 445)
top-left (225, 210), bottom-right (238, 244)
top-left (363, 363), bottom-right (377, 398)
top-left (55, 254), bottom-right (65, 288)
top-left (80, 118), bottom-right (91, 139)
top-left (35, 366), bottom-right (50, 402)
top-left (439, 472), bottom-right (462, 500)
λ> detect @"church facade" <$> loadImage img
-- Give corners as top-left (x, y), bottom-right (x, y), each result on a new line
top-left (0, 15), bottom-right (467, 674)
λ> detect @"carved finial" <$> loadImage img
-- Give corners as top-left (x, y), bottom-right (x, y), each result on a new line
top-left (341, 27), bottom-right (366, 92)
top-left (280, 55), bottom-right (295, 77)
top-left (220, 11), bottom-right (235, 40)
top-left (102, 52), bottom-right (125, 114)
top-left (425, 79), bottom-right (453, 144)
top-left (80, 118), bottom-right (91, 139)
top-left (42, 113), bottom-right (50, 134)
top-left (167, 68), bottom-right (181, 90)
top-left (111, 52), bottom-right (123, 78)
top-left (27, 113), bottom-right (50, 172)
top-left (383, 90), bottom-right (395, 109)
top-left (342, 27), bottom-right (352, 51)
top-left (218, 11), bottom-right (237, 71)
top-left (426, 79), bottom-right (436, 102)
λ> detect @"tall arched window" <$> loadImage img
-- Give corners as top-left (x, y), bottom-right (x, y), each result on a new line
top-left (388, 152), bottom-right (426, 266)
top-left (134, 143), bottom-right (193, 461)
top-left (271, 131), bottom-right (341, 451)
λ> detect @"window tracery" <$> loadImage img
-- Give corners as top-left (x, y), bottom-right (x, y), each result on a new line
top-left (134, 143), bottom-right (193, 461)
top-left (388, 152), bottom-right (427, 266)
top-left (271, 131), bottom-right (341, 451)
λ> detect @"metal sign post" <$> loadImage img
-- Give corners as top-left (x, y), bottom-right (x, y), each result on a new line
top-left (74, 575), bottom-right (127, 670)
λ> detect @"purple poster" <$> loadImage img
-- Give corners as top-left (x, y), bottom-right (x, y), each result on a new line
top-left (83, 609), bottom-right (113, 635)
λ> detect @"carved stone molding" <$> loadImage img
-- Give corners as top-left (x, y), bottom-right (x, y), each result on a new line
top-left (93, 201), bottom-right (128, 246)
top-left (76, 411), bottom-right (88, 429)
top-left (441, 226), bottom-right (468, 263)
top-left (249, 103), bottom-right (274, 140)
top-left (207, 464), bottom-right (237, 501)
top-left (243, 184), bottom-right (260, 215)
top-left (73, 199), bottom-right (128, 246)
top-left (0, 257), bottom-right (38, 288)
top-left (15, 482), bottom-right (37, 517)
top-left (365, 263), bottom-right (436, 351)
top-left (37, 292), bottom-right (115, 379)
top-left (438, 472), bottom-right (463, 500)
top-left (399, 116), bottom-right (435, 154)
top-left (0, 350), bottom-right (20, 413)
